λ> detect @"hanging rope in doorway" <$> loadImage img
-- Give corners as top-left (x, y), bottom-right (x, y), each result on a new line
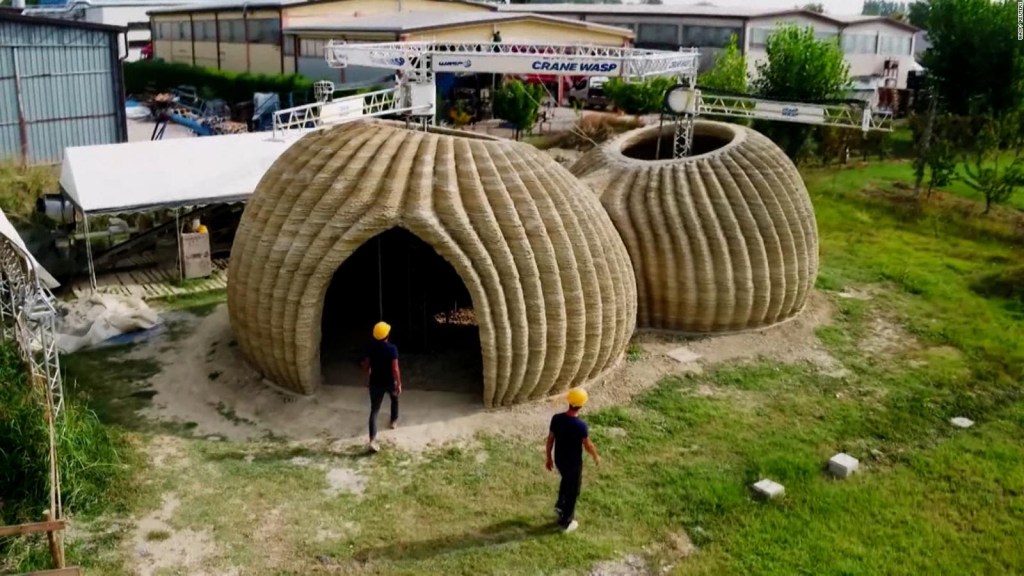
top-left (377, 235), bottom-right (383, 320)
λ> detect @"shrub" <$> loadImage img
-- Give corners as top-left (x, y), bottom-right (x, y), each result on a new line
top-left (493, 79), bottom-right (546, 140)
top-left (0, 343), bottom-right (133, 526)
top-left (124, 59), bottom-right (315, 105)
top-left (603, 77), bottom-right (675, 115)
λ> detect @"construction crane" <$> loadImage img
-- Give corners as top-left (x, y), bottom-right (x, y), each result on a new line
top-left (271, 41), bottom-right (893, 158)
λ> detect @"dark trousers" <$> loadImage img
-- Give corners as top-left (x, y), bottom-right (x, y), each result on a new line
top-left (368, 385), bottom-right (398, 440)
top-left (555, 464), bottom-right (582, 528)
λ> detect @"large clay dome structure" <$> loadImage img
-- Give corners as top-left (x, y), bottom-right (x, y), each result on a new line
top-left (228, 121), bottom-right (637, 408)
top-left (571, 120), bottom-right (818, 333)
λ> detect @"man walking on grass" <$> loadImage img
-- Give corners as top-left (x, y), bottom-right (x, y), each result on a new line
top-left (546, 387), bottom-right (600, 533)
top-left (362, 321), bottom-right (402, 453)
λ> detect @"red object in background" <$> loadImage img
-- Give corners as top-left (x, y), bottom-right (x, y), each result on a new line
top-left (141, 43), bottom-right (153, 59)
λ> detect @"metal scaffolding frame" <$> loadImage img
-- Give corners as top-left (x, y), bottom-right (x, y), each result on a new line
top-left (0, 230), bottom-right (66, 562)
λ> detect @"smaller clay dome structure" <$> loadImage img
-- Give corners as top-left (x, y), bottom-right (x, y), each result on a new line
top-left (228, 121), bottom-right (637, 408)
top-left (571, 120), bottom-right (819, 333)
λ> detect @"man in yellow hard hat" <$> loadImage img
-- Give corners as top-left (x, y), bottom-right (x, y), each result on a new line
top-left (361, 321), bottom-right (402, 453)
top-left (545, 387), bottom-right (600, 533)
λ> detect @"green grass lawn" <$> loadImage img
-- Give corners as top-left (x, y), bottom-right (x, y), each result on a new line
top-left (21, 158), bottom-right (1024, 575)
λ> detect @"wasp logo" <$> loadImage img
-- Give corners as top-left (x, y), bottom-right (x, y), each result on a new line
top-left (437, 59), bottom-right (472, 68)
top-left (781, 107), bottom-right (799, 117)
top-left (372, 56), bottom-right (406, 67)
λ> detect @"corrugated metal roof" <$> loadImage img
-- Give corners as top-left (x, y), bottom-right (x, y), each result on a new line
top-left (147, 0), bottom-right (299, 14)
top-left (150, 0), bottom-right (496, 16)
top-left (499, 3), bottom-right (764, 17)
top-left (286, 10), bottom-right (633, 36)
top-left (499, 4), bottom-right (920, 32)
top-left (0, 10), bottom-right (126, 32)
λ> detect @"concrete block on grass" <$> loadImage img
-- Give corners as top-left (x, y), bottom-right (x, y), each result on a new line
top-left (828, 453), bottom-right (859, 478)
top-left (950, 417), bottom-right (974, 429)
top-left (752, 479), bottom-right (784, 500)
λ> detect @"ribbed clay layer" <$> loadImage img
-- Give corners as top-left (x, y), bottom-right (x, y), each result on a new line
top-left (571, 120), bottom-right (819, 333)
top-left (228, 120), bottom-right (638, 407)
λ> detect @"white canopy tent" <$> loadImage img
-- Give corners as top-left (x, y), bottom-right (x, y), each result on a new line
top-left (0, 207), bottom-right (59, 290)
top-left (58, 130), bottom-right (312, 288)
top-left (60, 130), bottom-right (310, 215)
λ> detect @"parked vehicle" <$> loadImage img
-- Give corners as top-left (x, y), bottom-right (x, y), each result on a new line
top-left (567, 76), bottom-right (610, 109)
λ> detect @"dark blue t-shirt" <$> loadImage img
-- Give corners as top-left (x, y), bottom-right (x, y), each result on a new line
top-left (550, 412), bottom-right (589, 470)
top-left (365, 340), bottom-right (398, 389)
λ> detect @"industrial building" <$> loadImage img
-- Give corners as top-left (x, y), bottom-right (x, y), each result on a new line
top-left (0, 11), bottom-right (128, 165)
top-left (284, 11), bottom-right (633, 86)
top-left (146, 0), bottom-right (633, 81)
top-left (21, 0), bottom-right (197, 62)
top-left (500, 4), bottom-right (921, 93)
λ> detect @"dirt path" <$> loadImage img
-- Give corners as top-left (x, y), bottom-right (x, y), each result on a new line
top-left (131, 291), bottom-right (838, 452)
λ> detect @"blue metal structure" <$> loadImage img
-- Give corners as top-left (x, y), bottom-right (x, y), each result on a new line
top-left (0, 12), bottom-right (127, 165)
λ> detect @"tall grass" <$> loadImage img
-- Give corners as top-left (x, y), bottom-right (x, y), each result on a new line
top-left (0, 342), bottom-right (134, 526)
top-left (0, 162), bottom-right (57, 222)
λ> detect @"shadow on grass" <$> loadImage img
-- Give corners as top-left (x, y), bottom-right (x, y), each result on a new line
top-left (352, 519), bottom-right (561, 563)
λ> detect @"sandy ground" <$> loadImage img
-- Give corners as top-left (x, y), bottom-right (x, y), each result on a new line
top-left (131, 290), bottom-right (840, 452)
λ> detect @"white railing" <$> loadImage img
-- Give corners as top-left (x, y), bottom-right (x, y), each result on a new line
top-left (699, 93), bottom-right (894, 132)
top-left (272, 88), bottom-right (403, 137)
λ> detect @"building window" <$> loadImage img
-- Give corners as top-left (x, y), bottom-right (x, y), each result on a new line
top-left (178, 21), bottom-right (191, 41)
top-left (749, 27), bottom-right (770, 48)
top-left (284, 34), bottom-right (295, 56)
top-left (682, 25), bottom-right (740, 48)
top-left (814, 31), bottom-right (838, 43)
top-left (194, 21), bottom-right (215, 42)
top-left (218, 19), bottom-right (245, 43)
top-left (878, 35), bottom-right (911, 55)
top-left (300, 38), bottom-right (326, 58)
top-left (248, 18), bottom-right (281, 44)
top-left (637, 23), bottom-right (677, 46)
top-left (842, 33), bottom-right (877, 54)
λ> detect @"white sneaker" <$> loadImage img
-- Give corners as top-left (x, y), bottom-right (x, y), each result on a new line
top-left (563, 520), bottom-right (579, 533)
top-left (369, 441), bottom-right (380, 453)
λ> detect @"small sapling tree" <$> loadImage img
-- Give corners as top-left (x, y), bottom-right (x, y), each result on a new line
top-left (493, 79), bottom-right (546, 141)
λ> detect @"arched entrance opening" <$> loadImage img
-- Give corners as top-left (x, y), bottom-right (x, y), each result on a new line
top-left (319, 227), bottom-right (483, 397)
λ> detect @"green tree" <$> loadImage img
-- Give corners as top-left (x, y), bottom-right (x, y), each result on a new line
top-left (604, 76), bottom-right (675, 115)
top-left (803, 3), bottom-right (825, 12)
top-left (862, 0), bottom-right (909, 15)
top-left (698, 34), bottom-right (747, 94)
top-left (960, 115), bottom-right (1024, 214)
top-left (923, 0), bottom-right (1024, 117)
top-left (751, 25), bottom-right (851, 160)
top-left (907, 1), bottom-right (930, 28)
top-left (492, 79), bottom-right (545, 141)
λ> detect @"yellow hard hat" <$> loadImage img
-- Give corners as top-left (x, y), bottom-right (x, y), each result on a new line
top-left (372, 321), bottom-right (391, 341)
top-left (567, 387), bottom-right (588, 408)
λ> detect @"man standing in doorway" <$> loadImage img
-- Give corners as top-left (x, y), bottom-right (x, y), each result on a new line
top-left (545, 387), bottom-right (600, 533)
top-left (362, 321), bottom-right (402, 453)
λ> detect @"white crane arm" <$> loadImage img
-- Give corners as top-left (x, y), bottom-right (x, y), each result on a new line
top-left (271, 87), bottom-right (429, 137)
top-left (325, 41), bottom-right (700, 79)
top-left (698, 92), bottom-right (893, 132)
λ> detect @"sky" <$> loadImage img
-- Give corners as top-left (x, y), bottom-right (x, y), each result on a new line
top-left (660, 0), bottom-right (867, 15)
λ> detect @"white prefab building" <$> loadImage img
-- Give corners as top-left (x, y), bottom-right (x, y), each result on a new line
top-left (499, 4), bottom-right (920, 96)
top-left (745, 12), bottom-right (919, 94)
